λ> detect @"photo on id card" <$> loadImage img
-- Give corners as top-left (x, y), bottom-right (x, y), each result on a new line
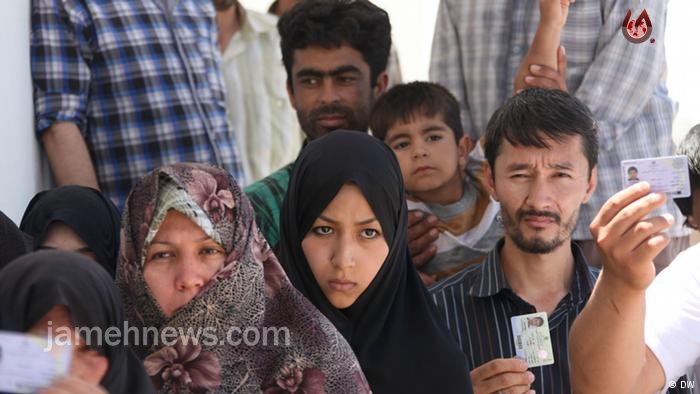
top-left (510, 312), bottom-right (554, 368)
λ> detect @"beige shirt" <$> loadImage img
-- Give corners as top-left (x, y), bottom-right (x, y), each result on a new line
top-left (220, 7), bottom-right (301, 184)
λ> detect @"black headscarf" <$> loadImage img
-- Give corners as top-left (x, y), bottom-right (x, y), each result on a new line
top-left (20, 185), bottom-right (121, 277)
top-left (0, 250), bottom-right (154, 393)
top-left (0, 210), bottom-right (32, 269)
top-left (277, 131), bottom-right (472, 393)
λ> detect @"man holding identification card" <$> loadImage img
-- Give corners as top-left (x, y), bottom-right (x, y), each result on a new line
top-left (430, 88), bottom-right (599, 394)
top-left (570, 125), bottom-right (700, 393)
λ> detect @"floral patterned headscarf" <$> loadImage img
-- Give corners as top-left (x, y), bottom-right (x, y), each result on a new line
top-left (117, 163), bottom-right (368, 393)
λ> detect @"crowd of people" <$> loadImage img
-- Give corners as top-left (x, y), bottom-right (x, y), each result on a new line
top-left (1, 0), bottom-right (698, 392)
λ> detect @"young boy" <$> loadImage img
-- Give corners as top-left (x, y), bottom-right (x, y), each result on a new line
top-left (370, 81), bottom-right (502, 284)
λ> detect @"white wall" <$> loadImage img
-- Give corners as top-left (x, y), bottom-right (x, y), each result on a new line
top-left (666, 0), bottom-right (700, 143)
top-left (0, 0), bottom-right (40, 224)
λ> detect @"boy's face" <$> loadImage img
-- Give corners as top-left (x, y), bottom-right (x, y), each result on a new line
top-left (384, 115), bottom-right (473, 204)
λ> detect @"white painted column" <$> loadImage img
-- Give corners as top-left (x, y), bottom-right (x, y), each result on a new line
top-left (0, 0), bottom-right (42, 223)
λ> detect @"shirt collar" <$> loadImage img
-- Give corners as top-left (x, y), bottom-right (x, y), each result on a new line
top-left (467, 239), bottom-right (597, 300)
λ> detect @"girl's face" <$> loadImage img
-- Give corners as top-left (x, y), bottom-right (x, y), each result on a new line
top-left (301, 183), bottom-right (389, 309)
top-left (143, 210), bottom-right (226, 317)
top-left (28, 305), bottom-right (108, 384)
top-left (40, 221), bottom-right (98, 262)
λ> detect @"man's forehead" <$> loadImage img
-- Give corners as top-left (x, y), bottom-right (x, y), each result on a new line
top-left (497, 134), bottom-right (587, 163)
top-left (501, 133), bottom-right (583, 151)
top-left (291, 44), bottom-right (369, 72)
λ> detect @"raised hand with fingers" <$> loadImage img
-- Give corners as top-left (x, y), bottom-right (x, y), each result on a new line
top-left (514, 0), bottom-right (572, 93)
top-left (407, 210), bottom-right (439, 268)
top-left (590, 181), bottom-right (674, 291)
top-left (523, 46), bottom-right (568, 92)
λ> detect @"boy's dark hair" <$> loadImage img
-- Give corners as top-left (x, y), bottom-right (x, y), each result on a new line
top-left (484, 88), bottom-right (599, 178)
top-left (278, 0), bottom-right (391, 87)
top-left (369, 81), bottom-right (464, 142)
top-left (627, 166), bottom-right (638, 174)
top-left (674, 124), bottom-right (700, 218)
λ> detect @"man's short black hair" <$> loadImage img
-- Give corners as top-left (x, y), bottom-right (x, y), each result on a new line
top-left (484, 88), bottom-right (599, 178)
top-left (627, 166), bottom-right (638, 174)
top-left (369, 81), bottom-right (463, 142)
top-left (278, 0), bottom-right (391, 87)
top-left (674, 124), bottom-right (700, 218)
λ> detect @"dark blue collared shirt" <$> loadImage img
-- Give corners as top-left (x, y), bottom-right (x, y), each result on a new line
top-left (429, 240), bottom-right (597, 393)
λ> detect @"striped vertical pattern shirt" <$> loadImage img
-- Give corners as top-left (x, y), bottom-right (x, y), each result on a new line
top-left (32, 0), bottom-right (244, 209)
top-left (429, 0), bottom-right (686, 240)
top-left (429, 240), bottom-right (598, 393)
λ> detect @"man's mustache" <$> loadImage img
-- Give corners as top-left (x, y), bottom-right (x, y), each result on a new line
top-left (516, 209), bottom-right (561, 224)
top-left (310, 104), bottom-right (354, 119)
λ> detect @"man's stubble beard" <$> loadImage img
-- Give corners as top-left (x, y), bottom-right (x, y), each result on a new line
top-left (297, 93), bottom-right (374, 141)
top-left (501, 207), bottom-right (579, 254)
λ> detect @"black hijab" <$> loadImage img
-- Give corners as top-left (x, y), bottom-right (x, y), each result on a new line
top-left (0, 250), bottom-right (154, 393)
top-left (0, 210), bottom-right (32, 269)
top-left (20, 185), bottom-right (121, 277)
top-left (277, 131), bottom-right (472, 393)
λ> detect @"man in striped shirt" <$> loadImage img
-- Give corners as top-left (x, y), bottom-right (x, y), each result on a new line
top-left (430, 88), bottom-right (599, 394)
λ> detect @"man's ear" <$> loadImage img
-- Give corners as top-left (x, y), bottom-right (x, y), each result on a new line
top-left (373, 71), bottom-right (389, 98)
top-left (286, 79), bottom-right (297, 110)
top-left (582, 165), bottom-right (598, 204)
top-left (485, 163), bottom-right (498, 202)
top-left (458, 136), bottom-right (475, 171)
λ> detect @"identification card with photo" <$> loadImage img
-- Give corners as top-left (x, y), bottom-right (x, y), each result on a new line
top-left (621, 155), bottom-right (691, 198)
top-left (510, 312), bottom-right (554, 368)
top-left (0, 331), bottom-right (72, 393)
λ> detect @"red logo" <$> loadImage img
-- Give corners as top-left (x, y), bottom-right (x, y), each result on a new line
top-left (622, 9), bottom-right (654, 44)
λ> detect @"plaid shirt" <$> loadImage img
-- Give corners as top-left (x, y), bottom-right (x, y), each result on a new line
top-left (32, 0), bottom-right (244, 209)
top-left (430, 0), bottom-right (686, 239)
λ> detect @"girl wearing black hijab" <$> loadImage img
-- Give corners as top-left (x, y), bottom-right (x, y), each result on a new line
top-left (277, 131), bottom-right (472, 393)
top-left (0, 210), bottom-right (32, 269)
top-left (20, 185), bottom-right (121, 277)
top-left (0, 250), bottom-right (154, 393)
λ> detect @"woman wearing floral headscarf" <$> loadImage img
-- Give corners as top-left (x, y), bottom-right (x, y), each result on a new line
top-left (117, 163), bottom-right (368, 393)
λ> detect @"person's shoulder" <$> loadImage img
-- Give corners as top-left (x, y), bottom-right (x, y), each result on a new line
top-left (660, 243), bottom-right (700, 278)
top-left (245, 162), bottom-right (294, 197)
top-left (428, 261), bottom-right (484, 296)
